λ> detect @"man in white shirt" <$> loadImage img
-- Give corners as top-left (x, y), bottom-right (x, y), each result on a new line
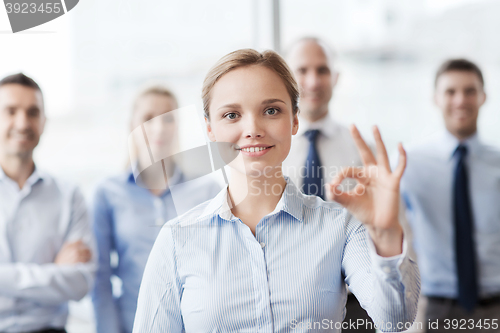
top-left (282, 38), bottom-right (373, 332)
top-left (0, 73), bottom-right (96, 333)
top-left (282, 38), bottom-right (362, 195)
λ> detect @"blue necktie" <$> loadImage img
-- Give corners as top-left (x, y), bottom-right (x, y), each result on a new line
top-left (453, 144), bottom-right (478, 313)
top-left (302, 129), bottom-right (324, 199)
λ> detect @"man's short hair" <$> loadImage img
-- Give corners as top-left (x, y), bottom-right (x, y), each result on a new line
top-left (435, 59), bottom-right (484, 88)
top-left (0, 73), bottom-right (42, 92)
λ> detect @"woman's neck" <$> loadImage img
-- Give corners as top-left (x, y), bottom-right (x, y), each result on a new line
top-left (137, 158), bottom-right (176, 196)
top-left (227, 167), bottom-right (287, 232)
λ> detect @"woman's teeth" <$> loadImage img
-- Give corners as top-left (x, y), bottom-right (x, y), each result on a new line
top-left (241, 146), bottom-right (270, 152)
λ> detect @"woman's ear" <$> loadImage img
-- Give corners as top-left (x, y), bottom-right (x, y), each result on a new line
top-left (292, 113), bottom-right (299, 135)
top-left (205, 116), bottom-right (216, 141)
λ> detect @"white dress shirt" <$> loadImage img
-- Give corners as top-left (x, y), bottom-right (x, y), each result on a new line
top-left (0, 166), bottom-right (96, 332)
top-left (282, 115), bottom-right (363, 189)
top-left (133, 177), bottom-right (420, 332)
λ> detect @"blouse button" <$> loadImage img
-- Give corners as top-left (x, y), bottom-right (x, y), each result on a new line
top-left (260, 242), bottom-right (266, 248)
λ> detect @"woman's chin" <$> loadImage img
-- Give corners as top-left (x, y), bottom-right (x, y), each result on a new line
top-left (231, 163), bottom-right (281, 179)
top-left (229, 167), bottom-right (263, 179)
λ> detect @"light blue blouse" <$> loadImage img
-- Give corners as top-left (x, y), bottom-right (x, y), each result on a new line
top-left (133, 177), bottom-right (420, 332)
top-left (91, 169), bottom-right (221, 333)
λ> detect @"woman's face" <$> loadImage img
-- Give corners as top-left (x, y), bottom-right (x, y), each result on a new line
top-left (206, 65), bottom-right (299, 178)
top-left (132, 93), bottom-right (178, 162)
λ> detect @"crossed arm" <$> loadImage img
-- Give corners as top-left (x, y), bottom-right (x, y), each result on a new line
top-left (0, 189), bottom-right (96, 304)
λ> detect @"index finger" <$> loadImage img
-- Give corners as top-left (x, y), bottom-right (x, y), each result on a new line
top-left (350, 125), bottom-right (376, 166)
top-left (373, 125), bottom-right (390, 170)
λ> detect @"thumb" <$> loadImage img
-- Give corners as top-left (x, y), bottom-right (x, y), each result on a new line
top-left (326, 183), bottom-right (352, 206)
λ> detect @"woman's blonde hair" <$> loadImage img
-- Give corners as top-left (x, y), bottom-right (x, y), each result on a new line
top-left (127, 85), bottom-right (179, 168)
top-left (132, 85), bottom-right (178, 116)
top-left (202, 49), bottom-right (299, 119)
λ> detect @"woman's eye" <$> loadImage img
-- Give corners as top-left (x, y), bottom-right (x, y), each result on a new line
top-left (224, 112), bottom-right (238, 120)
top-left (265, 107), bottom-right (279, 115)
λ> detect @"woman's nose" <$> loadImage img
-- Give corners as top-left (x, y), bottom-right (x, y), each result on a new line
top-left (244, 117), bottom-right (265, 138)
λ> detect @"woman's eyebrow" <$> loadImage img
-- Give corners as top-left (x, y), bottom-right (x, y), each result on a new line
top-left (217, 99), bottom-right (286, 111)
top-left (261, 98), bottom-right (286, 105)
top-left (217, 103), bottom-right (241, 111)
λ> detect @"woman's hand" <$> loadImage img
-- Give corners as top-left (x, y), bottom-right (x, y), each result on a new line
top-left (325, 125), bottom-right (406, 257)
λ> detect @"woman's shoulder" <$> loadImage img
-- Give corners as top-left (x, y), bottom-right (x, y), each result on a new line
top-left (154, 196), bottom-right (220, 249)
top-left (90, 172), bottom-right (137, 207)
top-left (298, 192), bottom-right (344, 212)
top-left (172, 174), bottom-right (223, 202)
top-left (297, 192), bottom-right (362, 227)
top-left (94, 171), bottom-right (132, 192)
top-left (166, 187), bottom-right (226, 228)
top-left (284, 177), bottom-right (347, 217)
top-left (166, 201), bottom-right (211, 227)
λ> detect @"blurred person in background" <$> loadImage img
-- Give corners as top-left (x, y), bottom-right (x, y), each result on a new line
top-left (91, 85), bottom-right (221, 333)
top-left (0, 73), bottom-right (96, 333)
top-left (398, 59), bottom-right (500, 332)
top-left (283, 37), bottom-right (374, 332)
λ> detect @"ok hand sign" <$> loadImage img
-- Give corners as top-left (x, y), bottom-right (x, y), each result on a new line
top-left (325, 125), bottom-right (406, 257)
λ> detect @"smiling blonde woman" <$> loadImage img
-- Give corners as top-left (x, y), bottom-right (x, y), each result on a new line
top-left (132, 49), bottom-right (420, 333)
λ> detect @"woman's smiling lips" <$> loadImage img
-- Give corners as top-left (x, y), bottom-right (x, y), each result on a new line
top-left (236, 144), bottom-right (275, 157)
